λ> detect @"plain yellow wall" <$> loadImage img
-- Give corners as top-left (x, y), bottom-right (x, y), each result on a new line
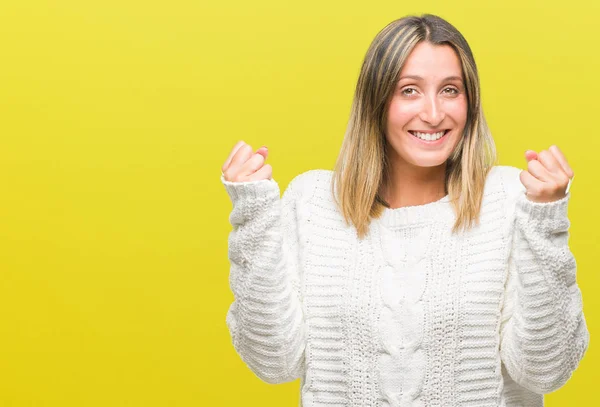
top-left (0, 0), bottom-right (598, 405)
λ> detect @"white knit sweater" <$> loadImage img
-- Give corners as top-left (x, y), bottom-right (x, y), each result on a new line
top-left (221, 165), bottom-right (589, 407)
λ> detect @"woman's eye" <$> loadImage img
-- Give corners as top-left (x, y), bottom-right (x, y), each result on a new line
top-left (401, 87), bottom-right (459, 96)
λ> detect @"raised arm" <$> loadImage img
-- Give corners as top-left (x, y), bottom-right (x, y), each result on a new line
top-left (499, 167), bottom-right (589, 394)
top-left (222, 172), bottom-right (308, 384)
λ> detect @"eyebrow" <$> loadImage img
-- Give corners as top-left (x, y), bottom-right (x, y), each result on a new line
top-left (398, 75), bottom-right (463, 82)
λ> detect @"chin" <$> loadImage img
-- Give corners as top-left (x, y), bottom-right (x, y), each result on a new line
top-left (412, 159), bottom-right (448, 168)
top-left (403, 151), bottom-right (451, 168)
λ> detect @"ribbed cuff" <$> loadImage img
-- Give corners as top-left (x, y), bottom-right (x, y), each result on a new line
top-left (221, 173), bottom-right (280, 202)
top-left (515, 190), bottom-right (570, 222)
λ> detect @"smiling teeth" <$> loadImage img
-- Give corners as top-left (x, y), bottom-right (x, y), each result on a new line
top-left (411, 131), bottom-right (446, 141)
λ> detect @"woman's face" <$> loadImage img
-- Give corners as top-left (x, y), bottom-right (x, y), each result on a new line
top-left (385, 41), bottom-right (468, 169)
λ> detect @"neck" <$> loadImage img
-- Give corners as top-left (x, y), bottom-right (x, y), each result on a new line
top-left (380, 160), bottom-right (447, 209)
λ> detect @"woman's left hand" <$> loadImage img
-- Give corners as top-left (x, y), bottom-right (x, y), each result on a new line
top-left (519, 145), bottom-right (575, 203)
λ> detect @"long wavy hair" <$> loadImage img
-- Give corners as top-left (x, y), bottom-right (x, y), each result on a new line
top-left (332, 14), bottom-right (497, 239)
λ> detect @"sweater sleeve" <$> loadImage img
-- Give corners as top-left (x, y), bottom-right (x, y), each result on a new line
top-left (221, 172), bottom-right (308, 384)
top-left (499, 167), bottom-right (589, 394)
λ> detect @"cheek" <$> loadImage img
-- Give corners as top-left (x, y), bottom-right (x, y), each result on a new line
top-left (387, 99), bottom-right (418, 129)
top-left (447, 99), bottom-right (468, 126)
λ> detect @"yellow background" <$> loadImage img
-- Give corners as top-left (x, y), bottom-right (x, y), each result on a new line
top-left (0, 0), bottom-right (598, 405)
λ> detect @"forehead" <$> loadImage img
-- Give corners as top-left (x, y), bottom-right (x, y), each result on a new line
top-left (399, 42), bottom-right (463, 80)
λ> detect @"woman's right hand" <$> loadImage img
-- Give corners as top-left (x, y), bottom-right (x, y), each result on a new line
top-left (222, 141), bottom-right (272, 182)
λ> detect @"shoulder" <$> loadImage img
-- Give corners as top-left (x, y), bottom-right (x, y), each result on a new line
top-left (283, 169), bottom-right (334, 201)
top-left (486, 165), bottom-right (526, 200)
top-left (287, 169), bottom-right (333, 189)
top-left (485, 166), bottom-right (529, 233)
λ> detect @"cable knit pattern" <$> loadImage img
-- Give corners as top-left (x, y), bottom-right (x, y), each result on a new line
top-left (377, 223), bottom-right (431, 406)
top-left (222, 165), bottom-right (589, 407)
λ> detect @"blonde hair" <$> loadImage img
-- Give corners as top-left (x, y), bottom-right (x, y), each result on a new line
top-left (332, 14), bottom-right (497, 239)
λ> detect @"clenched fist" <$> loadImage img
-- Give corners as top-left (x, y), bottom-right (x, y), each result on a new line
top-left (520, 145), bottom-right (575, 203)
top-left (222, 141), bottom-right (272, 182)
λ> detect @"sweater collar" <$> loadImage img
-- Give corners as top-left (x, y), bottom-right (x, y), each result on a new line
top-left (376, 194), bottom-right (453, 228)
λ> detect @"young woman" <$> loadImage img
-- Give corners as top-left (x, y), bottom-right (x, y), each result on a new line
top-left (220, 14), bottom-right (588, 407)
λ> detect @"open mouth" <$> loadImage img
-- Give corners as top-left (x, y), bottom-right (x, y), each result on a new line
top-left (408, 129), bottom-right (450, 142)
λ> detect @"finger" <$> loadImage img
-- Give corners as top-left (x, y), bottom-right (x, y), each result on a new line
top-left (538, 149), bottom-right (571, 191)
top-left (549, 145), bottom-right (575, 178)
top-left (239, 152), bottom-right (266, 177)
top-left (226, 144), bottom-right (254, 177)
top-left (537, 149), bottom-right (564, 177)
top-left (519, 169), bottom-right (544, 196)
top-left (222, 141), bottom-right (246, 173)
top-left (256, 146), bottom-right (268, 160)
top-left (526, 159), bottom-right (552, 182)
top-left (247, 164), bottom-right (272, 181)
top-left (525, 150), bottom-right (538, 162)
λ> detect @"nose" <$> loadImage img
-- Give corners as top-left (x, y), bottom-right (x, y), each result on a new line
top-left (419, 95), bottom-right (445, 126)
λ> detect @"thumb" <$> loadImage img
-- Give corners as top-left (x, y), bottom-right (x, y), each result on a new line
top-left (525, 150), bottom-right (538, 162)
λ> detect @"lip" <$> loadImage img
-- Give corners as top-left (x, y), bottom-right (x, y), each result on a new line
top-left (408, 129), bottom-right (451, 145)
